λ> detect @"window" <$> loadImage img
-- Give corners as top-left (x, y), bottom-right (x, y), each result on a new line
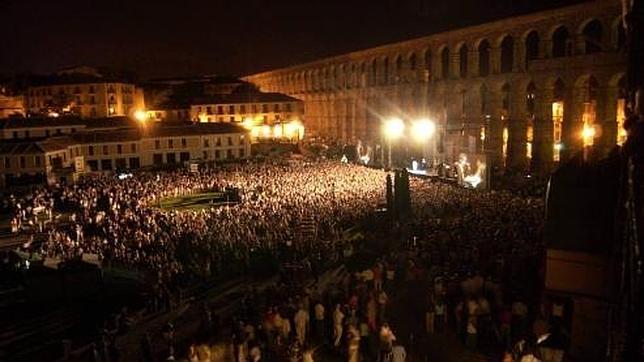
top-left (552, 101), bottom-right (564, 162)
top-left (46, 130), bottom-right (50, 137)
top-left (166, 153), bottom-right (176, 163)
top-left (525, 31), bottom-right (540, 69)
top-left (101, 159), bottom-right (112, 170)
top-left (217, 106), bottom-right (224, 115)
top-left (56, 129), bottom-right (62, 135)
top-left (90, 107), bottom-right (97, 117)
top-left (71, 128), bottom-right (76, 133)
top-left (89, 86), bottom-right (95, 93)
top-left (89, 146), bottom-right (94, 156)
top-left (582, 19), bottom-right (603, 54)
top-left (153, 153), bottom-right (163, 165)
top-left (117, 144), bottom-right (122, 154)
top-left (203, 150), bottom-right (209, 159)
top-left (130, 143), bottom-right (136, 153)
top-left (168, 139), bottom-right (174, 149)
top-left (4, 157), bottom-right (10, 168)
top-left (240, 105), bottom-right (246, 113)
top-left (227, 136), bottom-right (233, 146)
top-left (180, 152), bottom-right (190, 162)
top-left (229, 105), bottom-right (235, 114)
top-left (20, 156), bottom-right (25, 169)
top-left (285, 103), bottom-right (292, 112)
top-left (35, 155), bottom-right (41, 167)
top-left (155, 140), bottom-right (161, 149)
top-left (206, 106), bottom-right (212, 115)
top-left (88, 160), bottom-right (98, 171)
top-left (215, 137), bottom-right (221, 146)
top-left (252, 104), bottom-right (258, 113)
top-left (204, 139), bottom-right (210, 148)
top-left (181, 138), bottom-right (186, 148)
top-left (226, 149), bottom-right (233, 159)
top-left (12, 131), bottom-right (17, 139)
top-left (215, 150), bottom-right (221, 159)
top-left (229, 116), bottom-right (235, 122)
top-left (239, 148), bottom-right (245, 158)
top-left (273, 104), bottom-right (280, 112)
top-left (25, 131), bottom-right (30, 138)
top-left (262, 104), bottom-right (269, 113)
top-left (103, 145), bottom-right (108, 155)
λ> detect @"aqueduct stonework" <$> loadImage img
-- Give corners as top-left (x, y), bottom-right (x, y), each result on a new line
top-left (245, 0), bottom-right (626, 173)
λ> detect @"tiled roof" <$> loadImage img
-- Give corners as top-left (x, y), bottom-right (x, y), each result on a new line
top-left (0, 116), bottom-right (137, 130)
top-left (0, 137), bottom-right (73, 155)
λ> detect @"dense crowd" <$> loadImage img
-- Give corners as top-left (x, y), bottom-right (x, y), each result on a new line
top-left (4, 160), bottom-right (387, 285)
top-left (3, 158), bottom-right (556, 361)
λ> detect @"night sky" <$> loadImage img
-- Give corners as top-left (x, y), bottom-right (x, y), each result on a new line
top-left (0, 0), bottom-right (588, 79)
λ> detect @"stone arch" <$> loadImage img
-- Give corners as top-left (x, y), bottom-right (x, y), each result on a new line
top-left (480, 83), bottom-right (489, 114)
top-left (458, 43), bottom-right (468, 78)
top-left (501, 82), bottom-right (511, 111)
top-left (370, 58), bottom-right (378, 86)
top-left (395, 54), bottom-right (403, 79)
top-left (408, 52), bottom-right (417, 72)
top-left (478, 39), bottom-right (491, 77)
top-left (440, 45), bottom-right (450, 79)
top-left (551, 25), bottom-right (570, 58)
top-left (382, 56), bottom-right (390, 85)
top-left (526, 81), bottom-right (537, 115)
top-left (500, 35), bottom-right (514, 73)
top-left (524, 30), bottom-right (540, 69)
top-left (580, 18), bottom-right (603, 54)
top-left (424, 48), bottom-right (433, 80)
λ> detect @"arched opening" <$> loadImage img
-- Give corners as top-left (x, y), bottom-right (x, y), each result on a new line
top-left (478, 40), bottom-right (490, 76)
top-left (526, 82), bottom-right (537, 160)
top-left (424, 49), bottom-right (432, 81)
top-left (459, 44), bottom-right (468, 78)
top-left (501, 83), bottom-right (511, 165)
top-left (553, 78), bottom-right (566, 161)
top-left (525, 31), bottom-right (540, 69)
top-left (616, 76), bottom-right (627, 145)
top-left (581, 76), bottom-right (599, 148)
top-left (409, 53), bottom-right (417, 71)
top-left (552, 26), bottom-right (570, 58)
top-left (480, 84), bottom-right (489, 145)
top-left (500, 36), bottom-right (514, 73)
top-left (370, 59), bottom-right (377, 86)
top-left (382, 57), bottom-right (389, 85)
top-left (441, 47), bottom-right (450, 79)
top-left (582, 19), bottom-right (603, 54)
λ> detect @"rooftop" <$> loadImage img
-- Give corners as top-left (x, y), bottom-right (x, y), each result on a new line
top-left (193, 91), bottom-right (300, 105)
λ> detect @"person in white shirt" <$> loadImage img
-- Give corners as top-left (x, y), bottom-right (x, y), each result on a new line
top-left (333, 304), bottom-right (345, 347)
top-left (391, 343), bottom-right (407, 362)
top-left (294, 305), bottom-right (310, 346)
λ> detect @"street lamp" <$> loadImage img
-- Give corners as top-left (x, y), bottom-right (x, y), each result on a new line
top-left (383, 117), bottom-right (405, 169)
top-left (412, 119), bottom-right (436, 166)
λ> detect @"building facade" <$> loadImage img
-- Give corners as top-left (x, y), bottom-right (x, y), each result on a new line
top-left (0, 121), bottom-right (251, 187)
top-left (245, 0), bottom-right (626, 174)
top-left (26, 79), bottom-right (145, 119)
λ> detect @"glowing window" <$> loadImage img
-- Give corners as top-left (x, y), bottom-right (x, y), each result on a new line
top-left (581, 101), bottom-right (597, 147)
top-left (502, 125), bottom-right (509, 166)
top-left (526, 123), bottom-right (534, 159)
top-left (616, 98), bottom-right (627, 145)
top-left (552, 101), bottom-right (564, 162)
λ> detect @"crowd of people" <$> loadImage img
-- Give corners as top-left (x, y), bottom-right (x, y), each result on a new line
top-left (4, 160), bottom-right (387, 286)
top-left (2, 156), bottom-right (556, 361)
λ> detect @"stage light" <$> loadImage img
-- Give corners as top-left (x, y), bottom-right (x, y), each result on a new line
top-left (383, 118), bottom-right (405, 139)
top-left (412, 119), bottom-right (435, 141)
top-left (134, 110), bottom-right (146, 122)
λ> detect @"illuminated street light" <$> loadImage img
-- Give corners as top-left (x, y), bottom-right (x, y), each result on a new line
top-left (412, 119), bottom-right (435, 142)
top-left (581, 123), bottom-right (596, 147)
top-left (382, 118), bottom-right (405, 169)
top-left (134, 110), bottom-right (146, 122)
top-left (383, 117), bottom-right (405, 140)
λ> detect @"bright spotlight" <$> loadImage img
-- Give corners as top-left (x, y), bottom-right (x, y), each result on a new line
top-left (581, 123), bottom-right (596, 144)
top-left (412, 119), bottom-right (436, 141)
top-left (134, 110), bottom-right (146, 122)
top-left (383, 118), bottom-right (405, 139)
